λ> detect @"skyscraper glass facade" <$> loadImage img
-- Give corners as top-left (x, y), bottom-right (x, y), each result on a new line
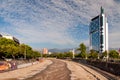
top-left (90, 16), bottom-right (100, 52)
top-left (89, 7), bottom-right (108, 53)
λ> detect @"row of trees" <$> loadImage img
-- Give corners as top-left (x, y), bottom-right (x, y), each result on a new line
top-left (76, 43), bottom-right (120, 59)
top-left (45, 43), bottom-right (119, 60)
top-left (44, 52), bottom-right (73, 59)
top-left (0, 38), bottom-right (41, 60)
top-left (1, 37), bottom-right (119, 60)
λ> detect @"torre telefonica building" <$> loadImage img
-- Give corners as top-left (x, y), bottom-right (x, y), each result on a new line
top-left (89, 7), bottom-right (108, 53)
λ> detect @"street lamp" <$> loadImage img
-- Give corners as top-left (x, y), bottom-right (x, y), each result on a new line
top-left (24, 45), bottom-right (26, 59)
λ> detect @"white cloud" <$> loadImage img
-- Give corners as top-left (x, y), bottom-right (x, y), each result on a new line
top-left (0, 0), bottom-right (120, 48)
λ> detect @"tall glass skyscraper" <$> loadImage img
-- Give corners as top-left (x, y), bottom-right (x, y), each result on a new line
top-left (89, 7), bottom-right (108, 53)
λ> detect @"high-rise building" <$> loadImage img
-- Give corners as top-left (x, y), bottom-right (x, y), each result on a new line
top-left (118, 48), bottom-right (120, 54)
top-left (89, 7), bottom-right (108, 53)
top-left (42, 48), bottom-right (48, 54)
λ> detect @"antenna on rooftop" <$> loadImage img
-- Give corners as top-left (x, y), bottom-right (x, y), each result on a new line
top-left (101, 6), bottom-right (104, 14)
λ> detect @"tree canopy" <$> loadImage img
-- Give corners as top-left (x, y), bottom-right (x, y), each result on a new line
top-left (88, 49), bottom-right (98, 59)
top-left (77, 43), bottom-right (87, 58)
top-left (0, 38), bottom-right (41, 59)
top-left (109, 50), bottom-right (119, 59)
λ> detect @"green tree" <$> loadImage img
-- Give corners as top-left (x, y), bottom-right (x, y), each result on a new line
top-left (102, 51), bottom-right (107, 57)
top-left (77, 43), bottom-right (87, 58)
top-left (0, 38), bottom-right (18, 46)
top-left (25, 45), bottom-right (33, 59)
top-left (49, 53), bottom-right (57, 57)
top-left (101, 50), bottom-right (109, 59)
top-left (64, 52), bottom-right (73, 58)
top-left (0, 45), bottom-right (6, 59)
top-left (19, 44), bottom-right (33, 59)
top-left (32, 50), bottom-right (41, 58)
top-left (0, 38), bottom-right (41, 59)
top-left (56, 53), bottom-right (64, 58)
top-left (0, 38), bottom-right (19, 59)
top-left (109, 50), bottom-right (119, 59)
top-left (88, 49), bottom-right (98, 59)
top-left (5, 45), bottom-right (19, 59)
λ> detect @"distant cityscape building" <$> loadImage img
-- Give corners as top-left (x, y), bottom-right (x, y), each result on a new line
top-left (89, 7), bottom-right (108, 53)
top-left (43, 48), bottom-right (48, 54)
top-left (118, 48), bottom-right (120, 55)
top-left (2, 35), bottom-right (20, 44)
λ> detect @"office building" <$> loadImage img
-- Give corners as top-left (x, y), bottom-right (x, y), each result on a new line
top-left (43, 48), bottom-right (48, 54)
top-left (89, 7), bottom-right (108, 53)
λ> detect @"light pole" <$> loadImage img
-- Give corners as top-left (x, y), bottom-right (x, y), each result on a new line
top-left (24, 45), bottom-right (26, 59)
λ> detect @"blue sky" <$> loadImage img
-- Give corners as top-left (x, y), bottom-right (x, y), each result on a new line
top-left (0, 0), bottom-right (120, 49)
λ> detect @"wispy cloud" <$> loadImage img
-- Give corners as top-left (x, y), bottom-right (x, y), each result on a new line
top-left (0, 0), bottom-right (120, 49)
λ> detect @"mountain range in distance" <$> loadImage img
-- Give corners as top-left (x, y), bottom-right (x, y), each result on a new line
top-left (48, 47), bottom-right (120, 53)
top-left (48, 48), bottom-right (73, 53)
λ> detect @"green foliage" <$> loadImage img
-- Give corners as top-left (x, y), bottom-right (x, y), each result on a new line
top-left (77, 43), bottom-right (86, 53)
top-left (0, 38), bottom-right (41, 59)
top-left (42, 54), bottom-right (48, 58)
top-left (109, 50), bottom-right (119, 59)
top-left (102, 51), bottom-right (107, 57)
top-left (75, 53), bottom-right (85, 58)
top-left (88, 49), bottom-right (98, 59)
top-left (48, 53), bottom-right (57, 57)
top-left (0, 38), bottom-right (18, 46)
top-left (33, 51), bottom-right (41, 58)
top-left (101, 50), bottom-right (108, 59)
top-left (56, 53), bottom-right (65, 58)
top-left (64, 52), bottom-right (73, 58)
top-left (19, 44), bottom-right (41, 59)
top-left (0, 38), bottom-right (19, 59)
top-left (77, 43), bottom-right (87, 58)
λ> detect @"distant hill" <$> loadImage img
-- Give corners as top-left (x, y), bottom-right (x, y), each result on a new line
top-left (48, 48), bottom-right (73, 53)
top-left (48, 47), bottom-right (119, 53)
top-left (48, 47), bottom-right (89, 53)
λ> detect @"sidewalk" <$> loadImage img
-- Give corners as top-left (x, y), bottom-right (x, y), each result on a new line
top-left (0, 59), bottom-right (52, 80)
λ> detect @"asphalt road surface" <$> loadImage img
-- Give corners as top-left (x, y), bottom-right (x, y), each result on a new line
top-left (25, 59), bottom-right (71, 80)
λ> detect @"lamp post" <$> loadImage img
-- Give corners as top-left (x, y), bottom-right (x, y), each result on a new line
top-left (24, 45), bottom-right (26, 59)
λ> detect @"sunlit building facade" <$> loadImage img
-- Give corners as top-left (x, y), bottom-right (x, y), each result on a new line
top-left (2, 35), bottom-right (20, 44)
top-left (89, 7), bottom-right (108, 53)
top-left (43, 48), bottom-right (48, 54)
